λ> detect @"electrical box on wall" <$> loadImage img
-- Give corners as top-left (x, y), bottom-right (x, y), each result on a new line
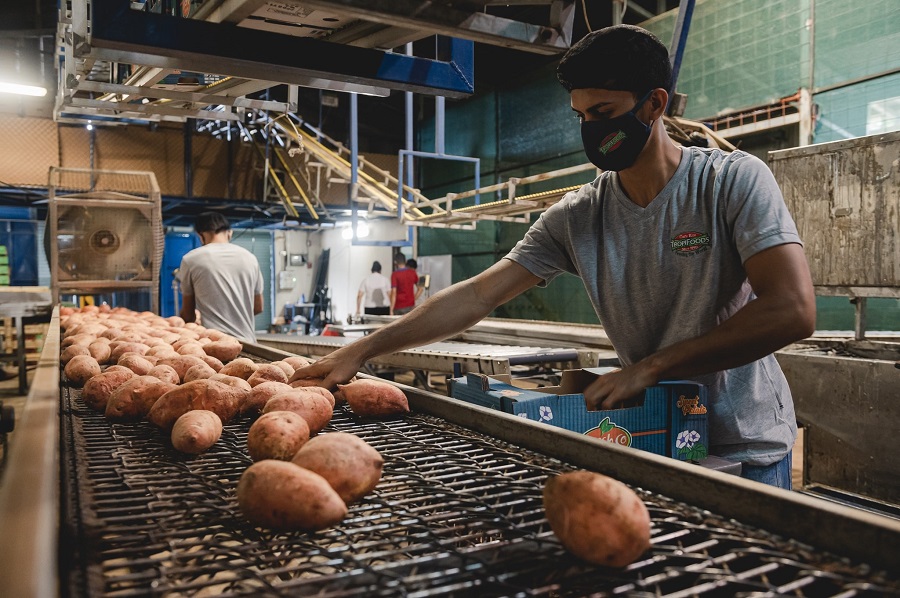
top-left (278, 270), bottom-right (297, 291)
top-left (289, 253), bottom-right (307, 266)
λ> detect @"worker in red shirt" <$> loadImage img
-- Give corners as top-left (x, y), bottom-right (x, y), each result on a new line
top-left (390, 254), bottom-right (422, 315)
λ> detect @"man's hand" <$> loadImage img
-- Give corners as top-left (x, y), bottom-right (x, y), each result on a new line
top-left (583, 362), bottom-right (659, 410)
top-left (290, 347), bottom-right (364, 390)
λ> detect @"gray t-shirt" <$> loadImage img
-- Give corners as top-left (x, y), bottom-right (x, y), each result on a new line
top-left (505, 146), bottom-right (801, 466)
top-left (178, 243), bottom-right (264, 342)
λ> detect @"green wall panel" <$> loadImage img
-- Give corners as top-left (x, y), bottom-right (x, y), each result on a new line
top-left (816, 297), bottom-right (900, 331)
top-left (813, 72), bottom-right (900, 143)
top-left (814, 0), bottom-right (900, 89)
top-left (643, 0), bottom-right (809, 119)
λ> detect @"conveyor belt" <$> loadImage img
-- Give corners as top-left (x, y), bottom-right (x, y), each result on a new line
top-left (257, 334), bottom-right (609, 377)
top-left (58, 359), bottom-right (900, 597)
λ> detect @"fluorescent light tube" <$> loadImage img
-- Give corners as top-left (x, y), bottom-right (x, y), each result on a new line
top-left (0, 82), bottom-right (48, 97)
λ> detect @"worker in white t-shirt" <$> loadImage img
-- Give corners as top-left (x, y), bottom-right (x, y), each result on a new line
top-left (356, 261), bottom-right (391, 316)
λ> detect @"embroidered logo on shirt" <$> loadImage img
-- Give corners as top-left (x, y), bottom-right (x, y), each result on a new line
top-left (671, 231), bottom-right (711, 256)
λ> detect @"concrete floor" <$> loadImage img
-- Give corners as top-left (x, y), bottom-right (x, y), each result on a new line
top-left (0, 364), bottom-right (804, 488)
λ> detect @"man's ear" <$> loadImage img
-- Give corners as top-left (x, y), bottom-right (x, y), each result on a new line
top-left (649, 88), bottom-right (668, 120)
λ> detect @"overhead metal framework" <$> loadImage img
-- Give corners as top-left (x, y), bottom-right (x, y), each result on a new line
top-left (54, 0), bottom-right (575, 125)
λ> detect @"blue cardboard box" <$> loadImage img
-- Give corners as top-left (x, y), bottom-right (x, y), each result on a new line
top-left (450, 368), bottom-right (709, 462)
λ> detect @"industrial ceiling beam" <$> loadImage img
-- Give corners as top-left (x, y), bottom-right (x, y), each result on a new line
top-left (85, 0), bottom-right (475, 98)
top-left (292, 0), bottom-right (574, 55)
top-left (74, 80), bottom-right (290, 111)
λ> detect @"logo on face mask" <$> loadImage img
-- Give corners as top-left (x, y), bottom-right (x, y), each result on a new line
top-left (598, 130), bottom-right (627, 155)
top-left (580, 90), bottom-right (654, 172)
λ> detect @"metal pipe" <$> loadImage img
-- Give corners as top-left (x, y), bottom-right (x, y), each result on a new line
top-left (435, 95), bottom-right (446, 155)
top-left (350, 92), bottom-right (359, 239)
top-left (668, 0), bottom-right (696, 104)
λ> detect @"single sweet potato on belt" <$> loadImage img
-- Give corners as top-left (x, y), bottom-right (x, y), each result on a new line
top-left (82, 369), bottom-right (137, 411)
top-left (236, 460), bottom-right (347, 531)
top-left (147, 364), bottom-right (180, 386)
top-left (64, 354), bottom-right (101, 387)
top-left (105, 376), bottom-right (178, 421)
top-left (203, 337), bottom-right (243, 363)
top-left (247, 364), bottom-right (289, 387)
top-left (338, 379), bottom-right (409, 418)
top-left (542, 471), bottom-right (651, 568)
top-left (183, 362), bottom-right (218, 383)
top-left (263, 391), bottom-right (333, 434)
top-left (219, 357), bottom-right (258, 380)
top-left (291, 432), bottom-right (384, 504)
top-left (171, 410), bottom-right (223, 454)
top-left (241, 381), bottom-right (293, 417)
top-left (147, 379), bottom-right (242, 430)
top-left (247, 411), bottom-right (310, 461)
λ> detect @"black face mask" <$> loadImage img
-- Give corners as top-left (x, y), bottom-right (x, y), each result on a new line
top-left (580, 90), bottom-right (654, 172)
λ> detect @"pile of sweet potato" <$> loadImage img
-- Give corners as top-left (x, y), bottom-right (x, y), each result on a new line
top-left (59, 304), bottom-right (408, 532)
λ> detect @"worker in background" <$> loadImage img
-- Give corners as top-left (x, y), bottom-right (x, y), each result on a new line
top-left (178, 212), bottom-right (264, 342)
top-left (357, 260), bottom-right (391, 316)
top-left (389, 254), bottom-right (422, 316)
top-left (295, 25), bottom-right (815, 489)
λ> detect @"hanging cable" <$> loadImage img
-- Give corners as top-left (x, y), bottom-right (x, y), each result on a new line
top-left (581, 0), bottom-right (593, 31)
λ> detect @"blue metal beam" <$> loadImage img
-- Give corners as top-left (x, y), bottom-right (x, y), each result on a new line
top-left (88, 0), bottom-right (475, 98)
top-left (668, 0), bottom-right (696, 102)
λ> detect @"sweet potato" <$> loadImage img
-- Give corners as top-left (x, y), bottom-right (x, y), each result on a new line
top-left (282, 355), bottom-right (312, 369)
top-left (171, 410), bottom-right (223, 454)
top-left (241, 381), bottom-right (293, 417)
top-left (146, 344), bottom-right (180, 358)
top-left (263, 391), bottom-right (333, 434)
top-left (117, 354), bottom-right (155, 376)
top-left (287, 371), bottom-right (323, 386)
top-left (208, 373), bottom-right (253, 392)
top-left (247, 411), bottom-right (310, 461)
top-left (339, 379), bottom-right (409, 417)
top-left (166, 316), bottom-right (186, 328)
top-left (60, 344), bottom-right (91, 365)
top-left (82, 369), bottom-right (136, 411)
top-left (157, 355), bottom-right (208, 382)
top-left (147, 364), bottom-right (180, 386)
top-left (64, 354), bottom-right (102, 387)
top-left (270, 361), bottom-right (294, 378)
top-left (88, 340), bottom-right (112, 364)
top-left (236, 460), bottom-right (347, 531)
top-left (105, 376), bottom-right (178, 421)
top-left (109, 342), bottom-right (151, 362)
top-left (247, 364), bottom-right (289, 387)
top-left (295, 385), bottom-right (335, 407)
top-left (200, 355), bottom-right (224, 372)
top-left (103, 365), bottom-right (133, 375)
top-left (542, 471), bottom-right (651, 567)
top-left (183, 362), bottom-right (218, 382)
top-left (218, 357), bottom-right (257, 380)
top-left (203, 338), bottom-right (242, 363)
top-left (176, 342), bottom-right (208, 358)
top-left (291, 432), bottom-right (383, 504)
top-left (147, 379), bottom-right (243, 430)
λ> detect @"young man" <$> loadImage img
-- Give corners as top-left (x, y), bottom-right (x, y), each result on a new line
top-left (389, 254), bottom-right (421, 315)
top-left (178, 212), bottom-right (264, 342)
top-left (357, 260), bottom-right (392, 316)
top-left (295, 25), bottom-right (815, 488)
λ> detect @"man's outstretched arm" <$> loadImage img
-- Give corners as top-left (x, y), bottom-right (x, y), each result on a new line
top-left (294, 260), bottom-right (542, 389)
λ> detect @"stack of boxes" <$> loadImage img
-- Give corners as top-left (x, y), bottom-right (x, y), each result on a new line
top-left (0, 246), bottom-right (8, 286)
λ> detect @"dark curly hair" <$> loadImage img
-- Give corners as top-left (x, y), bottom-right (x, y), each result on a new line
top-left (557, 25), bottom-right (672, 96)
top-left (194, 211), bottom-right (231, 234)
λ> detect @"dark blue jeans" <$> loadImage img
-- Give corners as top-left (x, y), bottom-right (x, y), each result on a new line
top-left (740, 450), bottom-right (792, 490)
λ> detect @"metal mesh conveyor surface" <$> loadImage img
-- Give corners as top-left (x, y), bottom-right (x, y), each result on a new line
top-left (59, 371), bottom-right (899, 596)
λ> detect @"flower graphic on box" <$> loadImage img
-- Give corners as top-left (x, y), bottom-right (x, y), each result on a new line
top-left (539, 406), bottom-right (553, 421)
top-left (676, 429), bottom-right (708, 463)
